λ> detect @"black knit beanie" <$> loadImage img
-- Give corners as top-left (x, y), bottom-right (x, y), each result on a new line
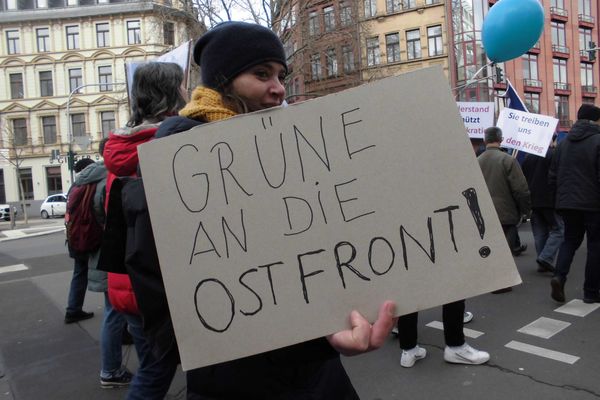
top-left (193, 21), bottom-right (288, 90)
top-left (577, 104), bottom-right (600, 121)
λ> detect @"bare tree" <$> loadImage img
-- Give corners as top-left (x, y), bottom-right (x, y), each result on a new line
top-left (0, 118), bottom-right (29, 225)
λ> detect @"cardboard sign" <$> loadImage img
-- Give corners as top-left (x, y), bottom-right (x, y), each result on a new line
top-left (138, 67), bottom-right (522, 371)
top-left (457, 102), bottom-right (495, 138)
top-left (496, 108), bottom-right (558, 156)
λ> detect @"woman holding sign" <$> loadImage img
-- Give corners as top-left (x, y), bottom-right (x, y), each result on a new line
top-left (116, 22), bottom-right (396, 398)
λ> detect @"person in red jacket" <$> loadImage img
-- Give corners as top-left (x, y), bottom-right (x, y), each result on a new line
top-left (102, 61), bottom-right (186, 399)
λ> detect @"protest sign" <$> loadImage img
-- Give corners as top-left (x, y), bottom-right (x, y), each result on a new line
top-left (496, 108), bottom-right (558, 156)
top-left (457, 102), bottom-right (495, 138)
top-left (138, 66), bottom-right (522, 371)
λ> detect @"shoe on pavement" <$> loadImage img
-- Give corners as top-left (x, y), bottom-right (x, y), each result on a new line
top-left (391, 326), bottom-right (399, 335)
top-left (536, 259), bottom-right (555, 273)
top-left (511, 244), bottom-right (527, 256)
top-left (550, 277), bottom-right (566, 303)
top-left (444, 343), bottom-right (489, 365)
top-left (463, 311), bottom-right (474, 324)
top-left (64, 310), bottom-right (94, 324)
top-left (583, 296), bottom-right (600, 304)
top-left (400, 345), bottom-right (427, 368)
top-left (100, 368), bottom-right (133, 389)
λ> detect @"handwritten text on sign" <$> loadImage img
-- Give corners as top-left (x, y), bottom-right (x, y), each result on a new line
top-left (138, 67), bottom-right (521, 371)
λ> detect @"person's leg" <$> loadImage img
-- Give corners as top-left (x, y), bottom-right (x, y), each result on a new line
top-left (442, 300), bottom-right (464, 347)
top-left (100, 293), bottom-right (127, 380)
top-left (554, 211), bottom-right (585, 281)
top-left (65, 256), bottom-right (93, 323)
top-left (397, 312), bottom-right (418, 350)
top-left (530, 209), bottom-right (549, 257)
top-left (125, 314), bottom-right (178, 400)
top-left (583, 212), bottom-right (600, 301)
top-left (538, 209), bottom-right (564, 266)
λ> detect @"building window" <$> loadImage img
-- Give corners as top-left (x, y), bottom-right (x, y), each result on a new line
top-left (554, 95), bottom-right (569, 122)
top-left (12, 118), bottom-right (27, 146)
top-left (310, 54), bottom-right (322, 80)
top-left (551, 0), bottom-right (564, 8)
top-left (100, 111), bottom-right (115, 137)
top-left (66, 25), bottom-right (79, 50)
top-left (366, 37), bottom-right (380, 66)
top-left (127, 20), bottom-right (141, 44)
top-left (386, 0), bottom-right (401, 13)
top-left (42, 116), bottom-right (57, 144)
top-left (308, 11), bottom-right (320, 36)
top-left (340, 3), bottom-right (352, 26)
top-left (579, 27), bottom-right (592, 55)
top-left (581, 63), bottom-right (594, 87)
top-left (39, 71), bottom-right (53, 97)
top-left (46, 166), bottom-right (62, 195)
top-left (6, 30), bottom-right (19, 54)
top-left (96, 23), bottom-right (109, 47)
top-left (163, 22), bottom-right (175, 45)
top-left (553, 58), bottom-right (568, 89)
top-left (68, 68), bottom-right (82, 94)
top-left (6, 0), bottom-right (16, 9)
top-left (36, 27), bottom-right (50, 52)
top-left (580, 0), bottom-right (592, 16)
top-left (522, 54), bottom-right (539, 81)
top-left (524, 92), bottom-right (540, 113)
top-left (386, 33), bottom-right (400, 63)
top-left (9, 73), bottom-right (24, 99)
top-left (364, 0), bottom-right (376, 18)
top-left (19, 168), bottom-right (33, 200)
top-left (67, 0), bottom-right (77, 5)
top-left (406, 29), bottom-right (421, 60)
top-left (342, 45), bottom-right (355, 73)
top-left (427, 25), bottom-right (443, 57)
top-left (71, 113), bottom-right (86, 137)
top-left (326, 48), bottom-right (338, 77)
top-left (323, 6), bottom-right (335, 32)
top-left (36, 0), bottom-right (47, 7)
top-left (98, 66), bottom-right (112, 92)
top-left (551, 21), bottom-right (567, 51)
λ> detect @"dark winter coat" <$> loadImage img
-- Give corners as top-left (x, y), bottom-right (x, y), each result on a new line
top-left (549, 120), bottom-right (600, 211)
top-left (478, 147), bottom-right (531, 225)
top-left (521, 148), bottom-right (556, 209)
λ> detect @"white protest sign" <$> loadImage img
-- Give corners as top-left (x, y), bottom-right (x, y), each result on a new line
top-left (457, 102), bottom-right (495, 138)
top-left (496, 108), bottom-right (558, 156)
top-left (138, 67), bottom-right (521, 371)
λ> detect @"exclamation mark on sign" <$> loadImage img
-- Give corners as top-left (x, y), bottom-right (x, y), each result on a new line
top-left (462, 188), bottom-right (491, 258)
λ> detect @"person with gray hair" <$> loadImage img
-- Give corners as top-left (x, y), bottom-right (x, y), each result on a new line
top-left (478, 126), bottom-right (531, 292)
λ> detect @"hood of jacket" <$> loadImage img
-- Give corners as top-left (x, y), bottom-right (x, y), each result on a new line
top-left (568, 120), bottom-right (600, 142)
top-left (74, 161), bottom-right (106, 186)
top-left (104, 123), bottom-right (159, 176)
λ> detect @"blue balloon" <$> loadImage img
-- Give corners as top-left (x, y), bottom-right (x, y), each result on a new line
top-left (482, 0), bottom-right (545, 63)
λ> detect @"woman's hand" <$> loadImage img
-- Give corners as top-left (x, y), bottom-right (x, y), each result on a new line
top-left (326, 301), bottom-right (397, 356)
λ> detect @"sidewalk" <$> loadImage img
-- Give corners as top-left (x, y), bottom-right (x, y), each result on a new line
top-left (0, 217), bottom-right (65, 242)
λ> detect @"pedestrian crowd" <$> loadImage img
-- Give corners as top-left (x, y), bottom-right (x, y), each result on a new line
top-left (60, 21), bottom-right (600, 399)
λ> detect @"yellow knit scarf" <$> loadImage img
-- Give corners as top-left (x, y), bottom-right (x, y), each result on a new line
top-left (178, 87), bottom-right (237, 122)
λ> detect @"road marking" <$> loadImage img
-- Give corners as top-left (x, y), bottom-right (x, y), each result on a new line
top-left (505, 340), bottom-right (579, 364)
top-left (426, 321), bottom-right (484, 339)
top-left (555, 299), bottom-right (600, 317)
top-left (2, 230), bottom-right (26, 238)
top-left (517, 317), bottom-right (570, 339)
top-left (0, 264), bottom-right (28, 274)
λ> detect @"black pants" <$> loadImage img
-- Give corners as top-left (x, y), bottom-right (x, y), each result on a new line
top-left (397, 300), bottom-right (465, 349)
top-left (502, 224), bottom-right (522, 252)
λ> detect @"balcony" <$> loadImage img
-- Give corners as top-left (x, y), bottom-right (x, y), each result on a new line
top-left (550, 6), bottom-right (568, 21)
top-left (554, 82), bottom-right (571, 91)
top-left (582, 85), bottom-right (598, 96)
top-left (579, 14), bottom-right (595, 28)
top-left (552, 45), bottom-right (570, 58)
top-left (523, 79), bottom-right (543, 92)
top-left (528, 42), bottom-right (541, 54)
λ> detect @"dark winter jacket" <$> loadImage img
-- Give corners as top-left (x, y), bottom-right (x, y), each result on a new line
top-left (521, 148), bottom-right (556, 209)
top-left (549, 120), bottom-right (600, 211)
top-left (478, 147), bottom-right (531, 225)
top-left (112, 115), bottom-right (357, 399)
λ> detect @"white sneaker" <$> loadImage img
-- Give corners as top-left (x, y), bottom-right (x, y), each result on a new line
top-left (391, 326), bottom-right (399, 335)
top-left (444, 343), bottom-right (489, 365)
top-left (463, 311), bottom-right (474, 324)
top-left (400, 345), bottom-right (427, 368)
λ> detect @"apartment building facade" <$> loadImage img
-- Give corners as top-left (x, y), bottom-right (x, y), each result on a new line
top-left (0, 0), bottom-right (200, 209)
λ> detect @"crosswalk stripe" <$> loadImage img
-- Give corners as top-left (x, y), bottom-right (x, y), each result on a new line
top-left (426, 320), bottom-right (484, 338)
top-left (0, 264), bottom-right (28, 274)
top-left (517, 317), bottom-right (570, 339)
top-left (555, 299), bottom-right (600, 317)
top-left (505, 340), bottom-right (579, 364)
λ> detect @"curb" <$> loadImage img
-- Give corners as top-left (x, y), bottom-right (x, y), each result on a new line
top-left (0, 227), bottom-right (65, 242)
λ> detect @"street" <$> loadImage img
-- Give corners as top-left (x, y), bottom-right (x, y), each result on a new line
top-left (0, 222), bottom-right (598, 399)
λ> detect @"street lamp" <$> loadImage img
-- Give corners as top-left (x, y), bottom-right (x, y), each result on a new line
top-left (66, 81), bottom-right (126, 183)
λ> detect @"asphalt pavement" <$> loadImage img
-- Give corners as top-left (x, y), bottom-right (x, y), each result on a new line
top-left (0, 219), bottom-right (599, 400)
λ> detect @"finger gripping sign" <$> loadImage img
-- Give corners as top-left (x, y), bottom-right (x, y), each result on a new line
top-left (138, 66), bottom-right (521, 371)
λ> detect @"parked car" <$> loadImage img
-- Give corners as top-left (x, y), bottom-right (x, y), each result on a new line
top-left (40, 193), bottom-right (67, 219)
top-left (0, 204), bottom-right (17, 221)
